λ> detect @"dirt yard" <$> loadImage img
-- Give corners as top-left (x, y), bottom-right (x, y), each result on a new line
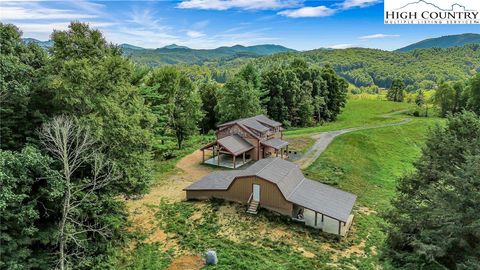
top-left (126, 148), bottom-right (372, 269)
top-left (126, 150), bottom-right (213, 269)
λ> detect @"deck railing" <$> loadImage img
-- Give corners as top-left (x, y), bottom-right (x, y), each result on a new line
top-left (247, 192), bottom-right (253, 204)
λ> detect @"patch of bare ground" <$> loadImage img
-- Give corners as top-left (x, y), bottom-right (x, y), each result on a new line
top-left (125, 150), bottom-right (214, 258)
top-left (357, 206), bottom-right (377, 215)
top-left (166, 255), bottom-right (204, 270)
top-left (286, 136), bottom-right (316, 153)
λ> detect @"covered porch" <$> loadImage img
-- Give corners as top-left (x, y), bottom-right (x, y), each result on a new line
top-left (200, 134), bottom-right (254, 169)
top-left (203, 153), bottom-right (251, 169)
top-left (261, 138), bottom-right (289, 159)
top-left (292, 205), bottom-right (354, 237)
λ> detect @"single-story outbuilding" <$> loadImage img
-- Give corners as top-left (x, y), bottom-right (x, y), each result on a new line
top-left (184, 158), bottom-right (356, 236)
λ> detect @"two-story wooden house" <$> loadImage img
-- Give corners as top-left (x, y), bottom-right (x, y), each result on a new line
top-left (201, 115), bottom-right (289, 168)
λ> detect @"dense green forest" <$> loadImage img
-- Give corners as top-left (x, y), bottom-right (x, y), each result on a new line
top-left (124, 43), bottom-right (480, 92)
top-left (137, 45), bottom-right (480, 92)
top-left (122, 44), bottom-right (295, 66)
top-left (247, 45), bottom-right (480, 91)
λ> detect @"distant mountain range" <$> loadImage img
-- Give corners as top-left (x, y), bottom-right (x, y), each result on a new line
top-left (120, 44), bottom-right (296, 66)
top-left (396, 33), bottom-right (480, 52)
top-left (21, 38), bottom-right (295, 65)
top-left (22, 33), bottom-right (480, 65)
top-left (22, 38), bottom-right (53, 49)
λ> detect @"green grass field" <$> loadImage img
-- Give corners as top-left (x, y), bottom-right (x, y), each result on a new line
top-left (120, 99), bottom-right (443, 269)
top-left (285, 99), bottom-right (415, 136)
top-left (302, 116), bottom-right (442, 268)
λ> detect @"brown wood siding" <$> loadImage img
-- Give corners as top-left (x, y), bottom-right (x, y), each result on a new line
top-left (186, 176), bottom-right (292, 216)
top-left (217, 124), bottom-right (260, 160)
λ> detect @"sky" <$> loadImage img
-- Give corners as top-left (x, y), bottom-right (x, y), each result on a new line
top-left (0, 0), bottom-right (478, 51)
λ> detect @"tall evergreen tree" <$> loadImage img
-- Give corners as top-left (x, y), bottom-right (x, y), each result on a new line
top-left (198, 80), bottom-right (220, 133)
top-left (387, 79), bottom-right (405, 102)
top-left (384, 112), bottom-right (480, 269)
top-left (467, 73), bottom-right (480, 114)
top-left (320, 65), bottom-right (348, 121)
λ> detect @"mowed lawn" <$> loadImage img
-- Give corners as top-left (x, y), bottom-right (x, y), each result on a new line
top-left (303, 116), bottom-right (442, 268)
top-left (285, 99), bottom-right (415, 137)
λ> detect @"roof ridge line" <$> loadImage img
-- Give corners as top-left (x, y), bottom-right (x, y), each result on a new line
top-left (277, 161), bottom-right (301, 185)
top-left (236, 122), bottom-right (260, 139)
top-left (254, 158), bottom-right (278, 177)
top-left (286, 177), bottom-right (306, 200)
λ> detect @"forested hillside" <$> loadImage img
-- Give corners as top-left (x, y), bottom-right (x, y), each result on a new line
top-left (23, 36), bottom-right (480, 92)
top-left (131, 44), bottom-right (480, 92)
top-left (123, 44), bottom-right (295, 66)
top-left (241, 45), bottom-right (480, 91)
top-left (397, 33), bottom-right (480, 52)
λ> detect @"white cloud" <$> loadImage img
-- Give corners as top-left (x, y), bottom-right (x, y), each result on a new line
top-left (340, 0), bottom-right (382, 9)
top-left (177, 0), bottom-right (301, 10)
top-left (359, 33), bottom-right (400, 39)
top-left (0, 4), bottom-right (98, 20)
top-left (14, 21), bottom-right (116, 33)
top-left (329, 43), bottom-right (356, 49)
top-left (186, 30), bottom-right (205, 38)
top-left (2, 0), bottom-right (280, 49)
top-left (278, 6), bottom-right (336, 18)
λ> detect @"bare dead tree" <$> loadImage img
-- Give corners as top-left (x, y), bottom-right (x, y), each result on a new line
top-left (39, 115), bottom-right (119, 270)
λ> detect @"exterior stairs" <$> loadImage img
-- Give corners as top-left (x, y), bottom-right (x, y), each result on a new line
top-left (247, 200), bottom-right (259, 214)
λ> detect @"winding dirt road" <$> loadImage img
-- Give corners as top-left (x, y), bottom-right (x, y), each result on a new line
top-left (295, 118), bottom-right (412, 169)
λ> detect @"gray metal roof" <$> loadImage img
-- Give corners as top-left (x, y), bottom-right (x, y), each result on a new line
top-left (217, 134), bottom-right (254, 155)
top-left (287, 179), bottom-right (357, 223)
top-left (261, 138), bottom-right (289, 150)
top-left (185, 158), bottom-right (356, 222)
top-left (238, 118), bottom-right (269, 132)
top-left (217, 115), bottom-right (281, 133)
top-left (254, 115), bottom-right (282, 127)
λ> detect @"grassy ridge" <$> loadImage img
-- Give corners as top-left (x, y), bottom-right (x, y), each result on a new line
top-left (303, 116), bottom-right (442, 268)
top-left (285, 100), bottom-right (415, 136)
top-left (305, 117), bottom-right (440, 209)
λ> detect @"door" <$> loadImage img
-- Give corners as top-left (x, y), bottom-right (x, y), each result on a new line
top-left (253, 184), bottom-right (260, 201)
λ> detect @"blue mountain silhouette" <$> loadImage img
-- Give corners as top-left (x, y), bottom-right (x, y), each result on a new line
top-left (395, 0), bottom-right (474, 11)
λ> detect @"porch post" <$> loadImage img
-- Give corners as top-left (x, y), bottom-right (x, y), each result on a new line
top-left (315, 212), bottom-right (318, 227)
top-left (233, 155), bottom-right (236, 169)
top-left (276, 150), bottom-right (278, 157)
top-left (286, 145), bottom-right (289, 158)
top-left (338, 220), bottom-right (342, 235)
top-left (321, 214), bottom-right (324, 222)
top-left (243, 152), bottom-right (246, 163)
top-left (218, 145), bottom-right (221, 166)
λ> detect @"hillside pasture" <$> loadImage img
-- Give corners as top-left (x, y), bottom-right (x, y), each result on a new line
top-left (120, 99), bottom-right (442, 269)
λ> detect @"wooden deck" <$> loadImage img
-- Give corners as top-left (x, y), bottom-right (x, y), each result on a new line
top-left (203, 154), bottom-right (251, 169)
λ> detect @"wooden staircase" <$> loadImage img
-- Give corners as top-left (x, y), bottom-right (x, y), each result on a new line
top-left (247, 200), bottom-right (259, 215)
